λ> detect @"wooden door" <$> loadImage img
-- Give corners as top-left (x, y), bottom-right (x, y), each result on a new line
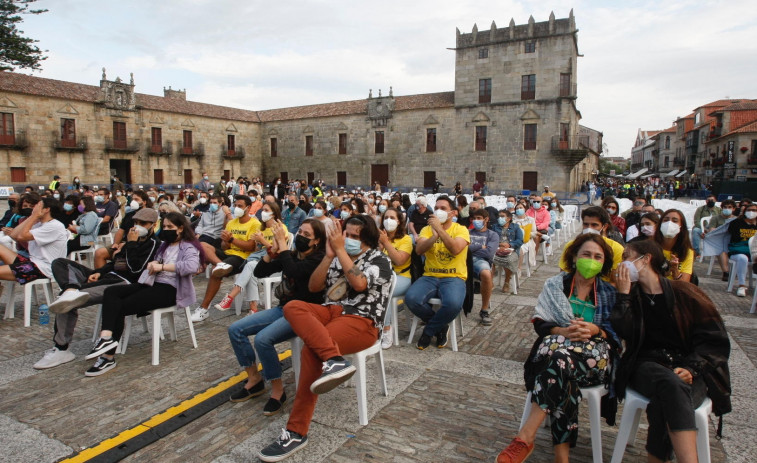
top-left (336, 171), bottom-right (347, 186)
top-left (475, 171), bottom-right (487, 184)
top-left (307, 172), bottom-right (315, 186)
top-left (184, 169), bottom-right (193, 187)
top-left (371, 164), bottom-right (389, 186)
top-left (522, 171), bottom-right (538, 192)
top-left (424, 171), bottom-right (436, 189)
top-left (153, 169), bottom-right (164, 186)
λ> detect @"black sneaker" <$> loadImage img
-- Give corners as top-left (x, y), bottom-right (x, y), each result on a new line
top-left (84, 356), bottom-right (116, 377)
top-left (263, 391), bottom-right (287, 416)
top-left (416, 333), bottom-right (432, 350)
top-left (229, 379), bottom-right (266, 403)
top-left (722, 271), bottom-right (730, 282)
top-left (480, 310), bottom-right (492, 326)
top-left (310, 359), bottom-right (356, 394)
top-left (436, 326), bottom-right (450, 348)
top-left (258, 428), bottom-right (308, 462)
top-left (85, 337), bottom-right (119, 360)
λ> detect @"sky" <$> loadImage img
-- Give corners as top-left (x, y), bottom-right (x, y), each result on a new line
top-left (12, 0), bottom-right (757, 159)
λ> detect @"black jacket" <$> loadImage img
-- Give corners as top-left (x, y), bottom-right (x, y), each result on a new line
top-left (610, 277), bottom-right (731, 417)
top-left (95, 235), bottom-right (161, 283)
top-left (254, 249), bottom-right (325, 305)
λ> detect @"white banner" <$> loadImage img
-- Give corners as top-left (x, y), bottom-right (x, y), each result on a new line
top-left (0, 187), bottom-right (14, 198)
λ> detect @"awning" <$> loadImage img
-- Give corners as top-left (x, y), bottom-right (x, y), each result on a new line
top-left (675, 170), bottom-right (687, 178)
top-left (641, 173), bottom-right (656, 179)
top-left (626, 168), bottom-right (648, 179)
top-left (662, 169), bottom-right (679, 177)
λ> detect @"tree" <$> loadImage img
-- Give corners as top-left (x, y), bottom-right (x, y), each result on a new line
top-left (0, 0), bottom-right (47, 72)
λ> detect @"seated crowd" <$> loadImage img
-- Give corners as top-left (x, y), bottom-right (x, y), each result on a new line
top-left (0, 179), bottom-right (734, 462)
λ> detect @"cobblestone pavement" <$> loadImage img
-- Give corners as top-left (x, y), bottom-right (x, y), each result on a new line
top-left (0, 230), bottom-right (752, 462)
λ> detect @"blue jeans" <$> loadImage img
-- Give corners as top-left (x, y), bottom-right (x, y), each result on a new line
top-left (691, 227), bottom-right (702, 254)
top-left (405, 276), bottom-right (465, 337)
top-left (227, 306), bottom-right (295, 380)
top-left (385, 274), bottom-right (412, 328)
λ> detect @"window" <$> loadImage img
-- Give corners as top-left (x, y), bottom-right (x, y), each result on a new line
top-left (524, 124), bottom-right (537, 150)
top-left (475, 126), bottom-right (487, 151)
top-left (153, 169), bottom-right (164, 185)
top-left (338, 133), bottom-right (347, 155)
top-left (151, 127), bottom-right (162, 152)
top-left (525, 41), bottom-right (536, 53)
top-left (0, 113), bottom-right (14, 145)
top-left (521, 75), bottom-right (536, 100)
top-left (337, 171), bottom-right (347, 186)
top-left (479, 78), bottom-right (491, 103)
top-left (559, 123), bottom-right (569, 149)
top-left (375, 131), bottom-right (384, 154)
top-left (305, 135), bottom-right (313, 156)
top-left (60, 118), bottom-right (76, 147)
top-left (182, 130), bottom-right (193, 154)
top-left (270, 138), bottom-right (277, 157)
top-left (10, 167), bottom-right (25, 183)
top-left (665, 136), bottom-right (670, 150)
top-left (478, 48), bottom-right (488, 59)
top-left (559, 73), bottom-right (571, 97)
top-left (113, 121), bottom-right (126, 149)
top-left (227, 134), bottom-right (235, 155)
top-left (426, 128), bottom-right (437, 152)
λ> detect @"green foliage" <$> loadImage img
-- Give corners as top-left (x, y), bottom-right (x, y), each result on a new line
top-left (0, 0), bottom-right (47, 72)
top-left (599, 158), bottom-right (625, 175)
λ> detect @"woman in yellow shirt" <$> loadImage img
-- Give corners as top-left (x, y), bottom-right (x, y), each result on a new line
top-left (655, 209), bottom-right (694, 282)
top-left (377, 207), bottom-right (412, 349)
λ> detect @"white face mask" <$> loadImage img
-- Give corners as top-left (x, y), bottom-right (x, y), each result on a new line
top-left (130, 200), bottom-right (140, 210)
top-left (582, 227), bottom-right (601, 235)
top-left (233, 206), bottom-right (246, 219)
top-left (383, 218), bottom-right (398, 232)
top-left (640, 224), bottom-right (656, 236)
top-left (620, 256), bottom-right (644, 282)
top-left (434, 209), bottom-right (448, 224)
top-left (660, 221), bottom-right (681, 238)
top-left (134, 225), bottom-right (149, 237)
top-left (378, 205), bottom-right (387, 214)
top-left (199, 197), bottom-right (207, 204)
top-left (261, 211), bottom-right (273, 222)
top-left (747, 211), bottom-right (757, 220)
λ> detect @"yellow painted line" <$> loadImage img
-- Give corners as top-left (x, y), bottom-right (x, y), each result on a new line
top-left (59, 349), bottom-right (292, 463)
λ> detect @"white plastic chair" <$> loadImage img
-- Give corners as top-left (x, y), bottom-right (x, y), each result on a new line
top-left (2, 278), bottom-right (54, 327)
top-left (118, 306), bottom-right (198, 365)
top-left (610, 388), bottom-right (712, 463)
top-left (520, 385), bottom-right (607, 463)
top-left (406, 297), bottom-right (464, 352)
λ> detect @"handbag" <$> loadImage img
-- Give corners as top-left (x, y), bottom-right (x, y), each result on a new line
top-left (326, 276), bottom-right (348, 301)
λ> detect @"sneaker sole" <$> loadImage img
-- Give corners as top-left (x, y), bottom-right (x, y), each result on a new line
top-left (212, 267), bottom-right (233, 278)
top-left (310, 365), bottom-right (357, 395)
top-left (84, 361), bottom-right (117, 377)
top-left (258, 438), bottom-right (308, 462)
top-left (49, 293), bottom-right (91, 314)
top-left (85, 341), bottom-right (119, 360)
top-left (437, 327), bottom-right (450, 348)
top-left (214, 302), bottom-right (233, 311)
top-left (33, 353), bottom-right (76, 370)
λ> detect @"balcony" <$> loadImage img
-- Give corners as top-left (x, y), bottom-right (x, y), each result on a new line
top-left (673, 157), bottom-right (686, 167)
top-left (0, 131), bottom-right (28, 150)
top-left (147, 140), bottom-right (172, 157)
top-left (550, 135), bottom-right (589, 170)
top-left (53, 134), bottom-right (87, 151)
top-left (558, 82), bottom-right (577, 98)
top-left (748, 156), bottom-right (757, 165)
top-left (179, 142), bottom-right (204, 157)
top-left (104, 137), bottom-right (140, 153)
top-left (521, 90), bottom-right (535, 100)
top-left (223, 145), bottom-right (245, 159)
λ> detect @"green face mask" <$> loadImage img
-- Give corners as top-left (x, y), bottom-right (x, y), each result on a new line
top-left (575, 258), bottom-right (603, 279)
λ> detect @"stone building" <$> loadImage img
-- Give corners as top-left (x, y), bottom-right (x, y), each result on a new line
top-left (0, 11), bottom-right (598, 193)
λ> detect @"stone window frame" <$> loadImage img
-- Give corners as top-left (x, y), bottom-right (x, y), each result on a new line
top-left (426, 127), bottom-right (438, 153)
top-left (478, 78), bottom-right (492, 104)
top-left (270, 137), bottom-right (278, 157)
top-left (305, 134), bottom-right (314, 156)
top-left (338, 133), bottom-right (347, 155)
top-left (525, 40), bottom-right (536, 53)
top-left (474, 125), bottom-right (487, 152)
top-left (478, 48), bottom-right (488, 59)
top-left (524, 123), bottom-right (537, 151)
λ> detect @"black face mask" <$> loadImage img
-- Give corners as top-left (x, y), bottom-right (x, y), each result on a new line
top-left (20, 207), bottom-right (32, 217)
top-left (289, 203), bottom-right (296, 209)
top-left (707, 200), bottom-right (716, 208)
top-left (159, 229), bottom-right (178, 243)
top-left (8, 199), bottom-right (16, 209)
top-left (294, 234), bottom-right (312, 253)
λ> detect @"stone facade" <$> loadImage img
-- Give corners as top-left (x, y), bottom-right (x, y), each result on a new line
top-left (0, 11), bottom-right (598, 193)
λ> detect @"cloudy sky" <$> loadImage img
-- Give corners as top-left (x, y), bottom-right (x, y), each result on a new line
top-left (15, 0), bottom-right (757, 159)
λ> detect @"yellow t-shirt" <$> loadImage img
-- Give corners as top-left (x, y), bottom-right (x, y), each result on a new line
top-left (384, 234), bottom-right (413, 278)
top-left (663, 248), bottom-right (694, 279)
top-left (560, 236), bottom-right (624, 282)
top-left (420, 222), bottom-right (470, 280)
top-left (225, 217), bottom-right (261, 258)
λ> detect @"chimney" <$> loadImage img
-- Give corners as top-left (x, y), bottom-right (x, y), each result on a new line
top-left (163, 86), bottom-right (186, 101)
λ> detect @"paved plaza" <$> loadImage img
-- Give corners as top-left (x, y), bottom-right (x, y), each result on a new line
top-left (0, 228), bottom-right (754, 462)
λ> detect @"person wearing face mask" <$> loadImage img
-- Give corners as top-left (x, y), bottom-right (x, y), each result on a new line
top-left (216, 201), bottom-right (286, 313)
top-left (94, 188), bottom-right (119, 236)
top-left (195, 195), bottom-right (230, 248)
top-left (513, 202), bottom-right (537, 270)
top-left (468, 209), bottom-right (499, 326)
top-left (548, 197), bottom-right (564, 233)
top-left (196, 172), bottom-right (212, 193)
top-left (0, 193), bottom-right (19, 227)
top-left (309, 199), bottom-right (336, 235)
top-left (376, 207), bottom-right (412, 348)
top-left (498, 233), bottom-right (620, 463)
top-left (625, 205), bottom-right (657, 241)
top-left (337, 202), bottom-right (355, 225)
top-left (493, 210), bottom-right (523, 294)
top-left (36, 208), bottom-right (160, 370)
top-left (282, 194), bottom-right (307, 235)
top-left (65, 196), bottom-right (99, 255)
top-left (270, 177), bottom-right (286, 206)
top-left (191, 191), bottom-right (211, 217)
top-left (703, 199), bottom-right (737, 280)
top-left (692, 195), bottom-right (720, 258)
top-left (192, 195), bottom-right (261, 322)
top-left (613, 240), bottom-right (730, 463)
top-left (70, 176), bottom-right (82, 192)
top-left (725, 203), bottom-right (757, 296)
top-left (226, 219), bottom-right (326, 416)
top-left (405, 196), bottom-right (470, 350)
top-left (505, 196), bottom-right (517, 214)
top-left (258, 216), bottom-right (392, 462)
top-left (602, 197), bottom-right (626, 237)
top-left (559, 207), bottom-right (624, 283)
top-left (93, 190), bottom-right (152, 269)
top-left (0, 193), bottom-right (41, 257)
top-left (526, 196), bottom-right (552, 259)
top-left (408, 196), bottom-right (432, 244)
top-left (654, 209), bottom-right (694, 283)
top-left (85, 212), bottom-right (203, 376)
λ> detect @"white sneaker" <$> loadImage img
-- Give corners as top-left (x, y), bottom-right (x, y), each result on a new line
top-left (48, 289), bottom-right (90, 314)
top-left (381, 327), bottom-right (393, 350)
top-left (190, 306), bottom-right (210, 322)
top-left (211, 262), bottom-right (233, 278)
top-left (33, 347), bottom-right (76, 369)
top-left (736, 287), bottom-right (747, 297)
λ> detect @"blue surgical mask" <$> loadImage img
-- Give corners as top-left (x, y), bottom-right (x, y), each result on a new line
top-left (344, 237), bottom-right (363, 256)
top-left (378, 205), bottom-right (387, 214)
top-left (506, 201), bottom-right (515, 209)
top-left (472, 219), bottom-right (484, 230)
top-left (498, 217), bottom-right (506, 226)
top-left (209, 203), bottom-right (219, 212)
top-left (313, 208), bottom-right (324, 217)
top-left (532, 202), bottom-right (541, 208)
top-left (340, 210), bottom-right (350, 220)
top-left (451, 216), bottom-right (458, 223)
top-left (63, 203), bottom-right (73, 212)
top-left (515, 209), bottom-right (525, 217)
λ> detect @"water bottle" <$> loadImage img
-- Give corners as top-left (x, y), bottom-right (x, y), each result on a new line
top-left (39, 303), bottom-right (49, 325)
